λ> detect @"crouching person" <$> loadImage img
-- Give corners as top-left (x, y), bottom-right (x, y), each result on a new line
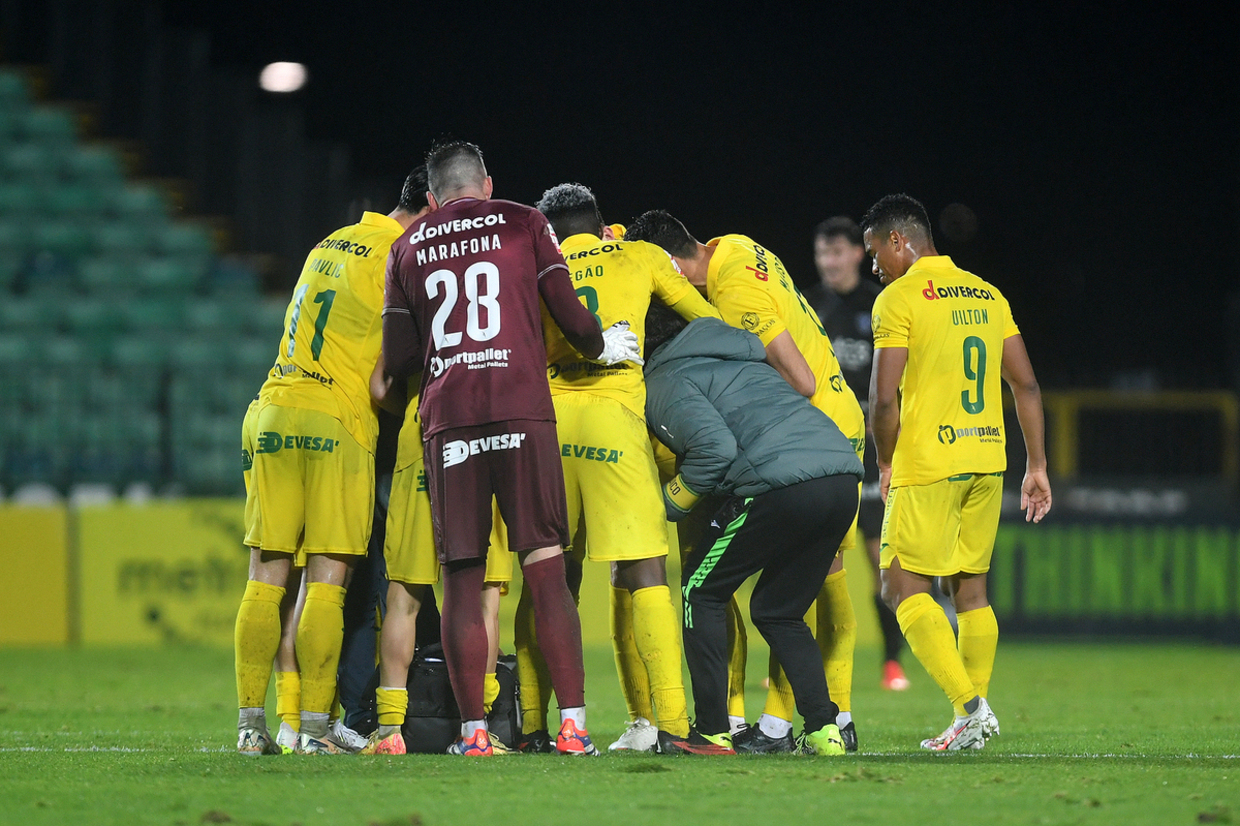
top-left (643, 306), bottom-right (863, 755)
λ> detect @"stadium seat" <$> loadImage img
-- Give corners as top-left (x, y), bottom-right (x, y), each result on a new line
top-left (110, 184), bottom-right (166, 219)
top-left (155, 223), bottom-right (214, 258)
top-left (0, 69), bottom-right (31, 108)
top-left (168, 337), bottom-right (222, 369)
top-left (137, 257), bottom-right (201, 294)
top-left (63, 298), bottom-right (123, 343)
top-left (0, 252), bottom-right (21, 291)
top-left (0, 182), bottom-right (42, 216)
top-left (77, 256), bottom-right (139, 294)
top-left (20, 107), bottom-right (78, 148)
top-left (63, 146), bottom-right (124, 187)
top-left (31, 220), bottom-right (92, 259)
top-left (2, 143), bottom-right (62, 179)
top-left (43, 183), bottom-right (100, 217)
top-left (91, 221), bottom-right (150, 256)
top-left (0, 333), bottom-right (30, 365)
top-left (119, 298), bottom-right (184, 332)
top-left (0, 297), bottom-right (58, 332)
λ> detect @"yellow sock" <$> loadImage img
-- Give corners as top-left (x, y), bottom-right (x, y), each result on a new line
top-left (377, 686), bottom-right (408, 727)
top-left (235, 580), bottom-right (285, 709)
top-left (513, 582), bottom-right (552, 732)
top-left (632, 586), bottom-right (688, 737)
top-left (610, 586), bottom-right (653, 722)
top-left (725, 595), bottom-right (748, 719)
top-left (483, 672), bottom-right (500, 715)
top-left (897, 593), bottom-right (976, 715)
top-left (957, 605), bottom-right (999, 699)
top-left (295, 582), bottom-right (347, 715)
top-left (817, 569), bottom-right (856, 714)
top-left (274, 671), bottom-right (300, 730)
top-left (762, 602), bottom-right (813, 721)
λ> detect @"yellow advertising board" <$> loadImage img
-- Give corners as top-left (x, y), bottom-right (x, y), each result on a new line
top-left (76, 500), bottom-right (249, 646)
top-left (0, 505), bottom-right (69, 645)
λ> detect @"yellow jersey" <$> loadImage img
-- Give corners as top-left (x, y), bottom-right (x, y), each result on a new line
top-left (871, 255), bottom-right (1020, 486)
top-left (258, 211), bottom-right (406, 451)
top-left (705, 234), bottom-right (864, 443)
top-left (544, 233), bottom-right (717, 418)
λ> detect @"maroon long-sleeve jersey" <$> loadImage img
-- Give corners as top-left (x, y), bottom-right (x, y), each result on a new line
top-left (383, 197), bottom-right (603, 439)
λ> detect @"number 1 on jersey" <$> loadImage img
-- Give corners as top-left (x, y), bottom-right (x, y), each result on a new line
top-left (286, 286), bottom-right (336, 362)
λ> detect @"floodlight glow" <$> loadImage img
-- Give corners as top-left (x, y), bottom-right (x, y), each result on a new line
top-left (259, 62), bottom-right (307, 93)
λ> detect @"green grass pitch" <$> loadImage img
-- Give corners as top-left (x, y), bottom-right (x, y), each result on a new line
top-left (1, 641), bottom-right (1236, 826)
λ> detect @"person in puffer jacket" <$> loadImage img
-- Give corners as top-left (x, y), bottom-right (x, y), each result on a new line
top-left (643, 305), bottom-right (863, 756)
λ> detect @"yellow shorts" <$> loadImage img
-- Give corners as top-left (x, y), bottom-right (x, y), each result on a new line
top-left (811, 393), bottom-right (864, 554)
top-left (879, 473), bottom-right (1004, 577)
top-left (242, 397), bottom-right (261, 546)
top-left (384, 415), bottom-right (512, 586)
top-left (554, 393), bottom-right (669, 563)
top-left (244, 403), bottom-right (374, 556)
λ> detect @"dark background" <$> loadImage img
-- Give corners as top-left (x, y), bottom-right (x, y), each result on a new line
top-left (6, 1), bottom-right (1238, 389)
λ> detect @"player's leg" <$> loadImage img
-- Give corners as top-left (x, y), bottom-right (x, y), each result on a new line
top-left (944, 474), bottom-right (1004, 741)
top-left (235, 400), bottom-right (299, 755)
top-left (860, 436), bottom-right (907, 690)
top-left (613, 555), bottom-right (688, 742)
top-left (725, 595), bottom-right (748, 733)
top-left (816, 553), bottom-right (858, 745)
top-left (273, 567), bottom-right (304, 752)
top-left (293, 409), bottom-right (373, 754)
top-left (880, 479), bottom-right (987, 750)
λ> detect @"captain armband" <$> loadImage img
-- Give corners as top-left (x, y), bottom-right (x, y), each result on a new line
top-left (663, 473), bottom-right (703, 520)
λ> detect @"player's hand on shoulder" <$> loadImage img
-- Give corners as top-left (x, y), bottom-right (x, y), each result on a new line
top-left (1021, 467), bottom-right (1052, 523)
top-left (598, 320), bottom-right (643, 367)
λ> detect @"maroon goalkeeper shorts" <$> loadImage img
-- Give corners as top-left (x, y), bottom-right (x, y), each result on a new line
top-left (423, 419), bottom-right (569, 563)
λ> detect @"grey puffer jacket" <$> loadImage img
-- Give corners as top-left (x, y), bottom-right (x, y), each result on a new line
top-left (644, 318), bottom-right (863, 516)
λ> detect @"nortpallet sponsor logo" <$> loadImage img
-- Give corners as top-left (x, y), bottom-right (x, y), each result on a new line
top-left (560, 443), bottom-right (624, 463)
top-left (255, 432), bottom-right (341, 454)
top-left (430, 347), bottom-right (512, 377)
top-left (442, 432), bottom-right (527, 469)
top-left (937, 424), bottom-right (1002, 445)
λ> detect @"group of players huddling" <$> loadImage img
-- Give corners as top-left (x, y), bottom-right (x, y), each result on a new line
top-left (233, 141), bottom-right (1053, 759)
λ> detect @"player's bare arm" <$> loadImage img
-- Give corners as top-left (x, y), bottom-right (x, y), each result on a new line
top-left (1000, 334), bottom-right (1052, 523)
top-left (869, 345), bottom-right (908, 502)
top-left (764, 330), bottom-right (816, 398)
top-left (368, 353), bottom-right (406, 416)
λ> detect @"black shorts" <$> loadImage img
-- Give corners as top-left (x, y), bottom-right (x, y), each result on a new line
top-left (423, 420), bottom-right (569, 563)
top-left (857, 435), bottom-right (884, 540)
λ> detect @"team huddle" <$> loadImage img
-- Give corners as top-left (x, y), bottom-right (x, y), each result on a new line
top-left (233, 141), bottom-right (1053, 759)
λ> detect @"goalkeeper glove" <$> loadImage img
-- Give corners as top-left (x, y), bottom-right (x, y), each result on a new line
top-left (598, 320), bottom-right (643, 366)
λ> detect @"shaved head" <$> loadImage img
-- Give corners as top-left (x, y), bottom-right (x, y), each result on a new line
top-left (425, 140), bottom-right (487, 202)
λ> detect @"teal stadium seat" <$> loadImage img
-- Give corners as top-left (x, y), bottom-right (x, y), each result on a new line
top-left (20, 107), bottom-right (78, 148)
top-left (184, 299), bottom-right (244, 335)
top-left (2, 143), bottom-right (62, 180)
top-left (156, 223), bottom-right (214, 258)
top-left (119, 298), bottom-right (184, 333)
top-left (168, 337), bottom-right (222, 369)
top-left (0, 69), bottom-right (30, 108)
top-left (110, 184), bottom-right (166, 219)
top-left (63, 146), bottom-right (124, 187)
top-left (32, 220), bottom-right (92, 260)
top-left (109, 336), bottom-right (167, 407)
top-left (0, 182), bottom-right (42, 217)
top-left (137, 256), bottom-right (202, 294)
top-left (91, 221), bottom-right (150, 257)
top-left (43, 183), bottom-right (101, 218)
top-left (0, 297), bottom-right (58, 333)
top-left (77, 256), bottom-right (139, 294)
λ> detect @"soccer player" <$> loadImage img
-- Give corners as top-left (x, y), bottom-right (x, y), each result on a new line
top-left (626, 211), bottom-right (866, 753)
top-left (803, 216), bottom-right (909, 691)
top-left (381, 141), bottom-right (641, 756)
top-left (234, 168), bottom-right (426, 755)
top-left (862, 193), bottom-right (1051, 751)
top-left (643, 308), bottom-right (863, 755)
top-left (525, 183), bottom-right (720, 753)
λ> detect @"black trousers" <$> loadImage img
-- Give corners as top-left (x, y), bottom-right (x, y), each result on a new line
top-left (681, 474), bottom-right (858, 736)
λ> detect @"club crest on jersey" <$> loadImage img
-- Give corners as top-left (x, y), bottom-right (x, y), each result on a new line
top-left (442, 432), bottom-right (527, 469)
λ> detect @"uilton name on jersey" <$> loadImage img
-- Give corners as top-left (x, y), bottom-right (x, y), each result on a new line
top-left (385, 198), bottom-right (582, 439)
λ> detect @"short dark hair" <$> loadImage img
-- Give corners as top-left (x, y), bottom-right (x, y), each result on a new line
top-left (536, 183), bottom-right (604, 240)
top-left (425, 140), bottom-right (486, 202)
top-left (397, 165), bottom-right (429, 214)
top-left (860, 194), bottom-right (933, 245)
top-left (643, 298), bottom-right (689, 361)
top-left (813, 216), bottom-right (862, 247)
top-left (625, 210), bottom-right (698, 259)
